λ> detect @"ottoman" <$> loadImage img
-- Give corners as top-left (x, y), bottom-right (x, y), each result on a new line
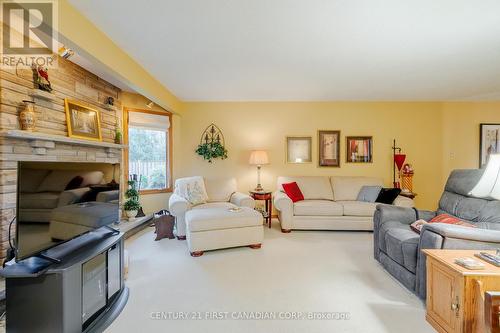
top-left (49, 202), bottom-right (119, 240)
top-left (185, 207), bottom-right (263, 257)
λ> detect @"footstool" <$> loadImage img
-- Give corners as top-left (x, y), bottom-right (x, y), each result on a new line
top-left (185, 207), bottom-right (263, 257)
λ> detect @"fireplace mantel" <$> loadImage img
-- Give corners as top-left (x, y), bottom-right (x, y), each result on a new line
top-left (0, 130), bottom-right (127, 150)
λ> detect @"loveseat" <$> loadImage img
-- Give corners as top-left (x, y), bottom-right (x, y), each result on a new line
top-left (374, 169), bottom-right (500, 299)
top-left (273, 176), bottom-right (413, 232)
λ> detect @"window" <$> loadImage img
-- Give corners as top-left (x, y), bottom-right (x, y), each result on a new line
top-left (125, 108), bottom-right (172, 193)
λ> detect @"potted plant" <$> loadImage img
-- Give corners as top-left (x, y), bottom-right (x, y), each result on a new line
top-left (124, 179), bottom-right (141, 220)
top-left (195, 141), bottom-right (228, 163)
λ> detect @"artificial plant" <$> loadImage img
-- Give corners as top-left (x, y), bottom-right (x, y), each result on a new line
top-left (195, 141), bottom-right (228, 163)
top-left (124, 179), bottom-right (141, 211)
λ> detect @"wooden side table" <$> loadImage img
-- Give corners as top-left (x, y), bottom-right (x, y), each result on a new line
top-left (423, 249), bottom-right (500, 333)
top-left (399, 191), bottom-right (417, 200)
top-left (249, 191), bottom-right (272, 228)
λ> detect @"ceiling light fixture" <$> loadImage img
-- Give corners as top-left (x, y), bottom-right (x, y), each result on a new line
top-left (58, 46), bottom-right (74, 59)
top-left (146, 101), bottom-right (154, 108)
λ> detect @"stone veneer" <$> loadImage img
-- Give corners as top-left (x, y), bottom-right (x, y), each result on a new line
top-left (0, 55), bottom-right (124, 261)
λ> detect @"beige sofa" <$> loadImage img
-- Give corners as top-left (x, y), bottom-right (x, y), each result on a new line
top-left (273, 176), bottom-right (413, 232)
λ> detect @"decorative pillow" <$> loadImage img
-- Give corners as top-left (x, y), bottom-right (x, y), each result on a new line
top-left (375, 188), bottom-right (402, 204)
top-left (282, 182), bottom-right (304, 203)
top-left (357, 185), bottom-right (382, 202)
top-left (430, 214), bottom-right (477, 227)
top-left (410, 214), bottom-right (476, 234)
top-left (79, 171), bottom-right (104, 187)
top-left (38, 170), bottom-right (104, 192)
top-left (37, 170), bottom-right (81, 192)
top-left (174, 176), bottom-right (209, 206)
top-left (65, 176), bottom-right (84, 190)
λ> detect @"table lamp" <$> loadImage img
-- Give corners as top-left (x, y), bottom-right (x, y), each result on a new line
top-left (469, 154), bottom-right (500, 199)
top-left (249, 150), bottom-right (269, 192)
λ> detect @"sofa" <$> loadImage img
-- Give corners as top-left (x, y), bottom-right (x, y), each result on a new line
top-left (374, 169), bottom-right (500, 299)
top-left (19, 168), bottom-right (107, 223)
top-left (273, 176), bottom-right (413, 232)
top-left (168, 177), bottom-right (256, 239)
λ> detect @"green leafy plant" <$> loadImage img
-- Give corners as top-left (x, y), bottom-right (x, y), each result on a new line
top-left (195, 141), bottom-right (228, 163)
top-left (124, 180), bottom-right (141, 211)
top-left (123, 199), bottom-right (141, 211)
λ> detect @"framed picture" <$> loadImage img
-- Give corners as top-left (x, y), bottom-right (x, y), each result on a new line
top-left (346, 136), bottom-right (373, 163)
top-left (64, 99), bottom-right (102, 141)
top-left (480, 123), bottom-right (500, 167)
top-left (286, 136), bottom-right (312, 163)
top-left (318, 130), bottom-right (340, 167)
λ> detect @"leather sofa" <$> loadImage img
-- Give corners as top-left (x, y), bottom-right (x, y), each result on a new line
top-left (273, 176), bottom-right (413, 232)
top-left (374, 169), bottom-right (500, 299)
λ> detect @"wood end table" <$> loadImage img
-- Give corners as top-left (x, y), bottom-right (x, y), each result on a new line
top-left (249, 191), bottom-right (272, 228)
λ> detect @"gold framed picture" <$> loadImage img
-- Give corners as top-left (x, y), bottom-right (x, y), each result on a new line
top-left (346, 136), bottom-right (373, 163)
top-left (286, 136), bottom-right (312, 164)
top-left (318, 130), bottom-right (340, 167)
top-left (64, 99), bottom-right (102, 141)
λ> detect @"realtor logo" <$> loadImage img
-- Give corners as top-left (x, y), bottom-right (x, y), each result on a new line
top-left (1, 0), bottom-right (58, 68)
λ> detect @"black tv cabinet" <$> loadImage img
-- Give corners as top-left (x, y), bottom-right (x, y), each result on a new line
top-left (3, 228), bottom-right (129, 333)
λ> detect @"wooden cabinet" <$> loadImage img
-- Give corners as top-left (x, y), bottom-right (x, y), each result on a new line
top-left (424, 250), bottom-right (500, 333)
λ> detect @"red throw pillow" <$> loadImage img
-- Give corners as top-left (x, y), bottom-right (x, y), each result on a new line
top-left (282, 182), bottom-right (304, 203)
top-left (429, 214), bottom-right (476, 228)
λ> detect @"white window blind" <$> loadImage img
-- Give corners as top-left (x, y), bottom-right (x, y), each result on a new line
top-left (128, 112), bottom-right (170, 131)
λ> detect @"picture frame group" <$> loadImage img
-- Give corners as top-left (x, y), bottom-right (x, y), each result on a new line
top-left (286, 132), bottom-right (373, 166)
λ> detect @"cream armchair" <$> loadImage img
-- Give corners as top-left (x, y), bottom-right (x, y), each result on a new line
top-left (168, 177), bottom-right (255, 239)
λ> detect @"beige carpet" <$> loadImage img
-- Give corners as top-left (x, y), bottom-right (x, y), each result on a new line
top-left (106, 221), bottom-right (434, 333)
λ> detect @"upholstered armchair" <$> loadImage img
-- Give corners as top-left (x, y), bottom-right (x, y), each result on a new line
top-left (168, 177), bottom-right (255, 239)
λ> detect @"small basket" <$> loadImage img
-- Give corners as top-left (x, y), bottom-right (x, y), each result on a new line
top-left (401, 174), bottom-right (413, 193)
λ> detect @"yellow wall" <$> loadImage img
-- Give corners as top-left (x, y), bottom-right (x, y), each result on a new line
top-left (54, 1), bottom-right (500, 213)
top-left (442, 102), bottom-right (500, 181)
top-left (180, 102), bottom-right (446, 210)
top-left (121, 93), bottom-right (182, 214)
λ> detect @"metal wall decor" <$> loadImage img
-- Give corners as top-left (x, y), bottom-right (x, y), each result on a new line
top-left (200, 123), bottom-right (225, 146)
top-left (196, 123), bottom-right (228, 163)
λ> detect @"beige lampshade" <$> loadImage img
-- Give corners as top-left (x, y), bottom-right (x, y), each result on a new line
top-left (249, 150), bottom-right (269, 165)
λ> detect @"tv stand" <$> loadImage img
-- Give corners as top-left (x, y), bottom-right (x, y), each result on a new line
top-left (2, 229), bottom-right (128, 332)
top-left (37, 253), bottom-right (62, 264)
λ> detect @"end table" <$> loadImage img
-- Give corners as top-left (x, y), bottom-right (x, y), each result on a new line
top-left (249, 191), bottom-right (272, 228)
top-left (399, 191), bottom-right (417, 200)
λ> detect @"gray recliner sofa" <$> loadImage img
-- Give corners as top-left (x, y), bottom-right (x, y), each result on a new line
top-left (374, 169), bottom-right (500, 299)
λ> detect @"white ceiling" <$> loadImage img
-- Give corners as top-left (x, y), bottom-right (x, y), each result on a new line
top-left (69, 0), bottom-right (500, 101)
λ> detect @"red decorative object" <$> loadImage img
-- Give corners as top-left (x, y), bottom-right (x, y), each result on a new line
top-left (429, 214), bottom-right (477, 227)
top-left (394, 154), bottom-right (406, 171)
top-left (393, 153), bottom-right (406, 189)
top-left (282, 182), bottom-right (304, 203)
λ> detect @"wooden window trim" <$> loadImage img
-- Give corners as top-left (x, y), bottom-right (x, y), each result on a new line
top-left (123, 107), bottom-right (173, 194)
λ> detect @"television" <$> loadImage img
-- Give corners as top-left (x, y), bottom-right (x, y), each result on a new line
top-left (16, 161), bottom-right (121, 261)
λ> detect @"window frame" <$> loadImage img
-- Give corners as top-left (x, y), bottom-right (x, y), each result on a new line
top-left (124, 107), bottom-right (173, 194)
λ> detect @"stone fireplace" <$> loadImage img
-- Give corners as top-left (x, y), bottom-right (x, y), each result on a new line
top-left (0, 56), bottom-right (125, 261)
